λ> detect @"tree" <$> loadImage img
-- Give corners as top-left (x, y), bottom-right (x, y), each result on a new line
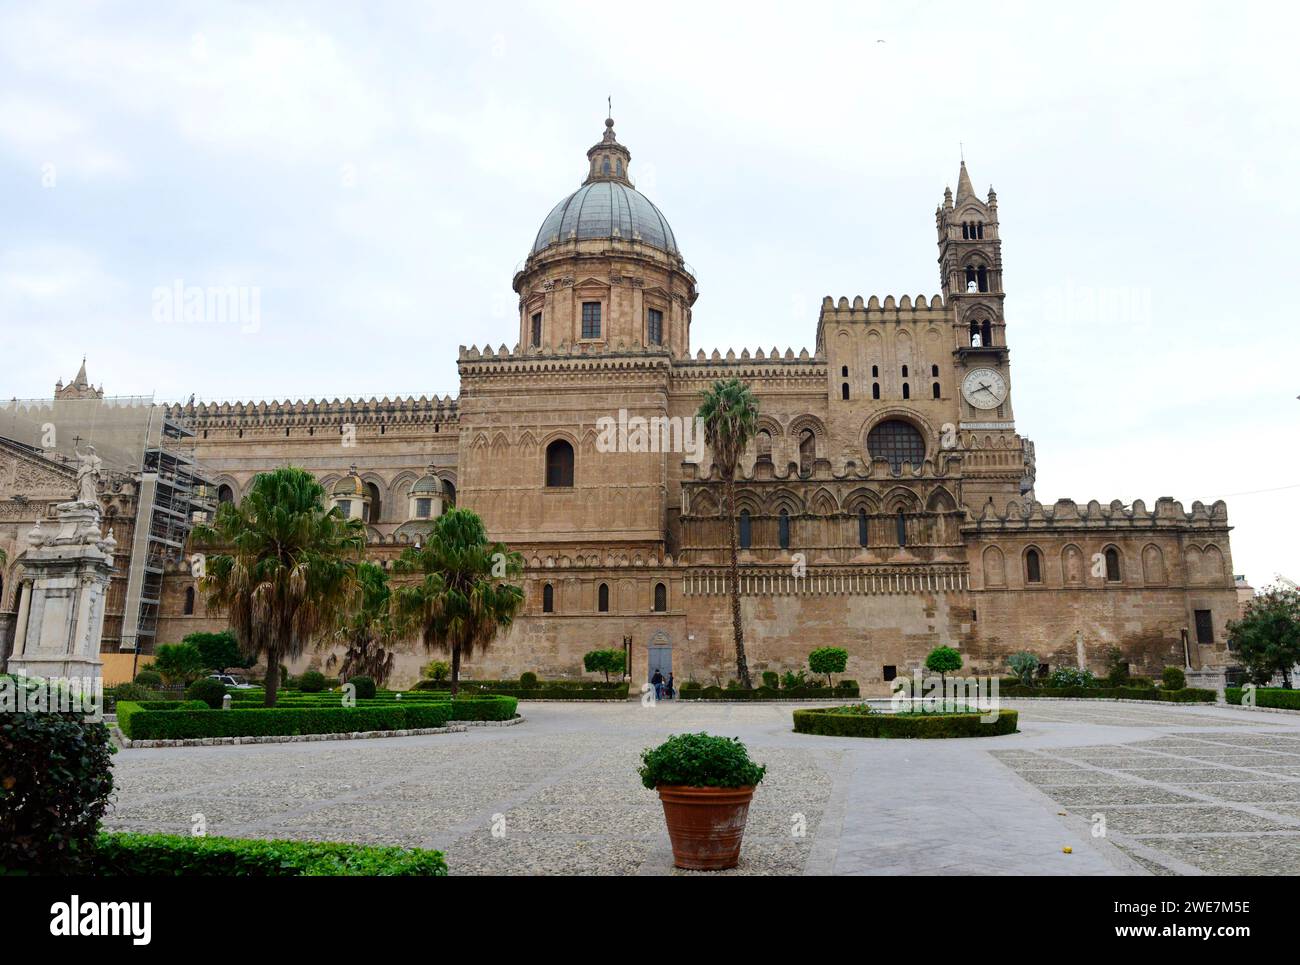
top-left (326, 561), bottom-right (402, 687)
top-left (151, 642), bottom-right (207, 687)
top-left (925, 646), bottom-right (963, 685)
top-left (1229, 586), bottom-right (1300, 689)
top-left (583, 649), bottom-right (626, 683)
top-left (698, 378), bottom-right (760, 689)
top-left (190, 466), bottom-right (364, 706)
top-left (808, 647), bottom-right (848, 688)
top-left (393, 508), bottom-right (525, 698)
top-left (1007, 651), bottom-right (1038, 687)
top-left (182, 630), bottom-right (247, 675)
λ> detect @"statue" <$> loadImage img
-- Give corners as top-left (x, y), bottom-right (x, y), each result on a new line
top-left (74, 444), bottom-right (102, 506)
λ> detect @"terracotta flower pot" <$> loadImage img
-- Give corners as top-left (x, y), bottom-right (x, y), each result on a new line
top-left (656, 784), bottom-right (755, 870)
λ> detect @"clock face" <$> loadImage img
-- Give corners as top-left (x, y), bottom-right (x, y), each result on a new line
top-left (961, 368), bottom-right (1008, 410)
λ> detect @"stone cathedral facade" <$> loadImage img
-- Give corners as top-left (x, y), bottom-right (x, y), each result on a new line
top-left (13, 117), bottom-right (1238, 690)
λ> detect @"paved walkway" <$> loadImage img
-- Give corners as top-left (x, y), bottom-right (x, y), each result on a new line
top-left (103, 699), bottom-right (1300, 875)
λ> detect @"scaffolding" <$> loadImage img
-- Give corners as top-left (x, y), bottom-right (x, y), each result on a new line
top-left (121, 411), bottom-right (214, 652)
top-left (0, 395), bottom-right (213, 654)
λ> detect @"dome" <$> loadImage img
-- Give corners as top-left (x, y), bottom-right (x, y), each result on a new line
top-left (529, 116), bottom-right (679, 258)
top-left (410, 470), bottom-right (443, 496)
top-left (531, 181), bottom-right (678, 257)
top-left (331, 467), bottom-right (366, 498)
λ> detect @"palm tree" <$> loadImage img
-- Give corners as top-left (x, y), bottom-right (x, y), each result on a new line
top-left (327, 560), bottom-right (401, 687)
top-left (393, 508), bottom-right (524, 697)
top-left (698, 378), bottom-right (760, 688)
top-left (190, 466), bottom-right (364, 706)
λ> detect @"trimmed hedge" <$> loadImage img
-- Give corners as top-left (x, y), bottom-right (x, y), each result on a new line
top-left (680, 682), bottom-right (860, 701)
top-left (93, 832), bottom-right (447, 876)
top-left (412, 679), bottom-right (628, 700)
top-left (116, 701), bottom-right (454, 741)
top-left (1225, 687), bottom-right (1300, 710)
top-left (996, 685), bottom-right (1216, 702)
top-left (794, 706), bottom-right (1019, 738)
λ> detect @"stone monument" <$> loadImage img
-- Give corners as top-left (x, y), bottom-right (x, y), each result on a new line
top-left (7, 446), bottom-right (116, 683)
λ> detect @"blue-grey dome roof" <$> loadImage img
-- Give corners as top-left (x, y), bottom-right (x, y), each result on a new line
top-left (531, 180), bottom-right (679, 257)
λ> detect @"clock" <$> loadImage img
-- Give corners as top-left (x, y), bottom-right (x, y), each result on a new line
top-left (961, 368), bottom-right (1008, 410)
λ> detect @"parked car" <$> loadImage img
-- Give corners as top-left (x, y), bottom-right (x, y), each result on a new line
top-left (208, 673), bottom-right (255, 689)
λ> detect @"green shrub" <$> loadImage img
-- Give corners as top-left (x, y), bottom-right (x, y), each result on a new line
top-left (781, 669), bottom-right (808, 690)
top-left (298, 669), bottom-right (327, 693)
top-left (1007, 651), bottom-right (1038, 687)
top-left (0, 702), bottom-right (116, 873)
top-left (184, 677), bottom-right (229, 709)
top-left (348, 676), bottom-right (377, 699)
top-left (761, 671), bottom-right (780, 690)
top-left (925, 646), bottom-right (963, 678)
top-left (1161, 666), bottom-right (1186, 691)
top-left (1128, 675), bottom-right (1154, 688)
top-left (1225, 687), bottom-right (1300, 710)
top-left (582, 649), bottom-right (626, 682)
top-left (133, 669), bottom-right (163, 689)
top-left (115, 701), bottom-right (454, 741)
top-left (1048, 666), bottom-right (1097, 688)
top-left (94, 832), bottom-right (447, 876)
top-left (110, 682), bottom-right (151, 702)
top-left (422, 660), bottom-right (450, 682)
top-left (519, 671), bottom-right (539, 689)
top-left (998, 685), bottom-right (1214, 702)
top-left (726, 678), bottom-right (742, 690)
top-left (638, 732), bottom-right (766, 789)
top-left (808, 647), bottom-right (849, 687)
top-left (445, 695), bottom-right (517, 721)
top-left (152, 642), bottom-right (207, 686)
top-left (680, 682), bottom-right (860, 701)
top-left (681, 680), bottom-right (702, 693)
top-left (793, 706), bottom-right (1018, 738)
top-left (1104, 647), bottom-right (1130, 686)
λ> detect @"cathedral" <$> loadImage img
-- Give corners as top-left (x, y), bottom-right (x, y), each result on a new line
top-left (1, 117), bottom-right (1239, 691)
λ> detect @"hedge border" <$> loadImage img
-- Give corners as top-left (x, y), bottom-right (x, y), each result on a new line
top-left (1225, 687), bottom-right (1300, 711)
top-left (793, 706), bottom-right (1019, 738)
top-left (680, 684), bottom-right (861, 701)
top-left (94, 832), bottom-right (447, 876)
top-left (995, 685), bottom-right (1216, 703)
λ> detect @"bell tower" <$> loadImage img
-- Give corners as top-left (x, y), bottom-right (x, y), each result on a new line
top-left (937, 161), bottom-right (1006, 349)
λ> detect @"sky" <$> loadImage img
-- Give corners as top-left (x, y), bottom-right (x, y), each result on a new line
top-left (0, 1), bottom-right (1295, 587)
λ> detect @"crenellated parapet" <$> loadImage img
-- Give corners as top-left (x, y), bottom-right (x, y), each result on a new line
top-left (166, 395), bottom-right (458, 430)
top-left (965, 496), bottom-right (1230, 533)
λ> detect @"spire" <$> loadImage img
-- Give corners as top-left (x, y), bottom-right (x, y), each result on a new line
top-left (584, 113), bottom-right (632, 186)
top-left (74, 356), bottom-right (88, 387)
top-left (955, 160), bottom-right (975, 203)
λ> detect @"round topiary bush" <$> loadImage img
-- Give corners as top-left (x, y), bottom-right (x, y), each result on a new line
top-left (1161, 666), bottom-right (1186, 691)
top-left (184, 677), bottom-right (228, 709)
top-left (761, 671), bottom-right (780, 690)
top-left (638, 732), bottom-right (766, 789)
top-left (110, 682), bottom-right (150, 702)
top-left (349, 676), bottom-right (377, 699)
top-left (133, 669), bottom-right (163, 689)
top-left (519, 671), bottom-right (539, 689)
top-left (298, 669), bottom-right (327, 693)
top-left (0, 698), bottom-right (116, 873)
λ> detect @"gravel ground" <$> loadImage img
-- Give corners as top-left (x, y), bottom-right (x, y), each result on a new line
top-left (105, 698), bottom-right (1300, 875)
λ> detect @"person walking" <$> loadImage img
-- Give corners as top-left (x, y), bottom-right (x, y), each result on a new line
top-left (651, 668), bottom-right (664, 700)
top-left (665, 672), bottom-right (675, 700)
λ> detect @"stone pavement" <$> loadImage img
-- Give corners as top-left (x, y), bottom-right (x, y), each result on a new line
top-left (103, 699), bottom-right (1300, 875)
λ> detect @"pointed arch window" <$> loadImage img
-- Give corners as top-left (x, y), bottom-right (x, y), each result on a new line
top-left (857, 508), bottom-right (869, 547)
top-left (542, 583), bottom-right (554, 613)
top-left (932, 382), bottom-right (941, 399)
top-left (778, 509), bottom-right (790, 550)
top-left (184, 586), bottom-right (196, 615)
top-left (1025, 548), bottom-right (1042, 584)
top-left (798, 429), bottom-right (816, 475)
top-left (598, 583), bottom-right (610, 612)
top-left (902, 383), bottom-right (910, 400)
top-left (981, 319), bottom-right (992, 346)
top-left (896, 510), bottom-right (907, 547)
top-left (653, 582), bottom-right (667, 612)
top-left (871, 364), bottom-right (879, 378)
top-left (1105, 547), bottom-right (1121, 583)
top-left (545, 440), bottom-right (574, 487)
top-left (872, 383), bottom-right (880, 400)
top-left (739, 509), bottom-right (752, 549)
top-left (841, 383), bottom-right (850, 400)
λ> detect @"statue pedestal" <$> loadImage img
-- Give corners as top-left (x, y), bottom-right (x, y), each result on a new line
top-left (6, 501), bottom-right (115, 684)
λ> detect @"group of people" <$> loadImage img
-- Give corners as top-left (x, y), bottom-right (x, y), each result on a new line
top-left (650, 669), bottom-right (675, 700)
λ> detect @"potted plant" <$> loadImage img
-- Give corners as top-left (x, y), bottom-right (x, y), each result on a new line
top-left (638, 732), bottom-right (766, 870)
